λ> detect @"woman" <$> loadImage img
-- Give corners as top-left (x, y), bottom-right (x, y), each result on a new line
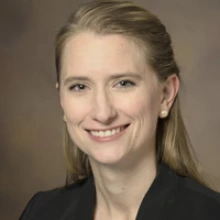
top-left (20, 1), bottom-right (220, 219)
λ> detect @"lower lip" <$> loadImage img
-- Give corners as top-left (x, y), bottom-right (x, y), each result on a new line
top-left (87, 126), bottom-right (129, 142)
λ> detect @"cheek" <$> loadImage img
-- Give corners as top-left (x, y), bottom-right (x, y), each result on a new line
top-left (133, 95), bottom-right (160, 144)
top-left (61, 96), bottom-right (89, 124)
top-left (117, 91), bottom-right (159, 120)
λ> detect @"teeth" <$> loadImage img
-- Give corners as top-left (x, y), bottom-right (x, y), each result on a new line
top-left (90, 127), bottom-right (123, 137)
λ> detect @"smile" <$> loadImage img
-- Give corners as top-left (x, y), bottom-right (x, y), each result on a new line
top-left (87, 124), bottom-right (130, 140)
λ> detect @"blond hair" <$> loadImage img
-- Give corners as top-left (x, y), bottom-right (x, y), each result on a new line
top-left (55, 0), bottom-right (208, 186)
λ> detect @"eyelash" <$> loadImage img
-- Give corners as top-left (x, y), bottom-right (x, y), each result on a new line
top-left (68, 80), bottom-right (135, 92)
top-left (69, 84), bottom-right (87, 91)
top-left (115, 80), bottom-right (135, 88)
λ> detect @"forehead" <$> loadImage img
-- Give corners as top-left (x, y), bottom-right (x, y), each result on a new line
top-left (63, 32), bottom-right (143, 55)
top-left (61, 32), bottom-right (150, 78)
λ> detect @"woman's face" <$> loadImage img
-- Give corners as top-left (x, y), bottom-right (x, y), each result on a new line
top-left (59, 33), bottom-right (164, 166)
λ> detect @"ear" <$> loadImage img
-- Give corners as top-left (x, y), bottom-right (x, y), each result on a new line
top-left (55, 82), bottom-right (64, 109)
top-left (159, 74), bottom-right (179, 118)
top-left (55, 82), bottom-right (59, 89)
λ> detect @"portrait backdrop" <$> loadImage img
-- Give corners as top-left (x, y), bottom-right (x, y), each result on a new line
top-left (0, 0), bottom-right (219, 219)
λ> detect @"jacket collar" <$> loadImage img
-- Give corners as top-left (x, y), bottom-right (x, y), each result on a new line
top-left (62, 163), bottom-right (178, 220)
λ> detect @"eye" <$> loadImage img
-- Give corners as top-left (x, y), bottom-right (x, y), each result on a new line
top-left (115, 80), bottom-right (135, 88)
top-left (69, 83), bottom-right (87, 92)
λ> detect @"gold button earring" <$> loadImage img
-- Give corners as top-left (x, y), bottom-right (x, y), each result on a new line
top-left (63, 115), bottom-right (66, 122)
top-left (160, 110), bottom-right (168, 118)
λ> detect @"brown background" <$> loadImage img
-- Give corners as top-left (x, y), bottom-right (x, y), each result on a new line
top-left (0, 0), bottom-right (220, 219)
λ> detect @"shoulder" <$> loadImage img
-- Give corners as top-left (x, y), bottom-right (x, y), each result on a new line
top-left (177, 174), bottom-right (220, 204)
top-left (167, 171), bottom-right (220, 219)
top-left (19, 178), bottom-right (89, 220)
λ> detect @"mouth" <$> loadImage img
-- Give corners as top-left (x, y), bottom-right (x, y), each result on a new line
top-left (86, 124), bottom-right (130, 139)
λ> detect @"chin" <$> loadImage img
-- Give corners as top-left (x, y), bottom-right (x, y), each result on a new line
top-left (89, 149), bottom-right (126, 166)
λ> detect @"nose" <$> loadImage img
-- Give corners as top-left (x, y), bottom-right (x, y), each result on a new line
top-left (91, 89), bottom-right (117, 124)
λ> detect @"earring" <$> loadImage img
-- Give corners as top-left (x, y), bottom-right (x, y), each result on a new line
top-left (63, 115), bottom-right (66, 122)
top-left (160, 110), bottom-right (168, 118)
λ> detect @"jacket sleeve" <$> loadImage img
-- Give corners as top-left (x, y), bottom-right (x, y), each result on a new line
top-left (19, 192), bottom-right (42, 220)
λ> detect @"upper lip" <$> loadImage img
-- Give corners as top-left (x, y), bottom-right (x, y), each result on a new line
top-left (85, 124), bottom-right (130, 132)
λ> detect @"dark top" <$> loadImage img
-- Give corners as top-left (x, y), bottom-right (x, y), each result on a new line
top-left (19, 163), bottom-right (220, 220)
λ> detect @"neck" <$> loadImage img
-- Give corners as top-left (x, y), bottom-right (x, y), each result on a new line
top-left (90, 150), bottom-right (157, 220)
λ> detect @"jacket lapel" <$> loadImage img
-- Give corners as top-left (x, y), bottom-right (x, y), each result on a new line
top-left (60, 164), bottom-right (178, 220)
top-left (136, 164), bottom-right (178, 220)
top-left (61, 177), bottom-right (96, 220)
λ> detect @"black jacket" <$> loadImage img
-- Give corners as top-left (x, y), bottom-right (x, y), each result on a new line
top-left (19, 164), bottom-right (220, 220)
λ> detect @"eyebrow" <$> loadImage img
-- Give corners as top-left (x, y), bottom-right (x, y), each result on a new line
top-left (63, 72), bottom-right (143, 85)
